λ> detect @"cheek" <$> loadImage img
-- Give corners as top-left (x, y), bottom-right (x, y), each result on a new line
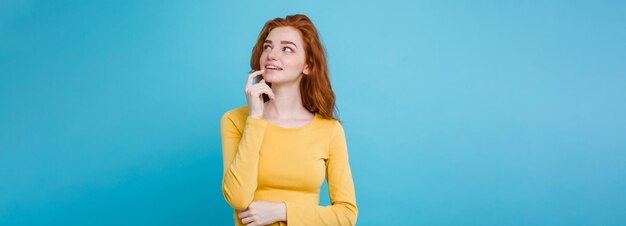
top-left (259, 53), bottom-right (267, 64)
top-left (283, 58), bottom-right (306, 71)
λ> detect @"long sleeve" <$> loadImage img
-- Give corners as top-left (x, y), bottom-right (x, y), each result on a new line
top-left (283, 121), bottom-right (358, 226)
top-left (220, 112), bottom-right (268, 210)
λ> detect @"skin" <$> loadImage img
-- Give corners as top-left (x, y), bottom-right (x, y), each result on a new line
top-left (241, 26), bottom-right (315, 225)
top-left (246, 26), bottom-right (314, 125)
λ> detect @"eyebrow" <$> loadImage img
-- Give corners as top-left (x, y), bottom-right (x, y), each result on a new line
top-left (264, 40), bottom-right (298, 48)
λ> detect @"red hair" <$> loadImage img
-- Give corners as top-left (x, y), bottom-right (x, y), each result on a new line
top-left (250, 14), bottom-right (338, 121)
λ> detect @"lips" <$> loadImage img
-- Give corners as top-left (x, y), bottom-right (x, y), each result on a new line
top-left (264, 64), bottom-right (283, 71)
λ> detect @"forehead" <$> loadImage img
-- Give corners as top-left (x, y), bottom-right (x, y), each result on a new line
top-left (265, 26), bottom-right (303, 45)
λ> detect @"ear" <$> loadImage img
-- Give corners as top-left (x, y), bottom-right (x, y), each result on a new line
top-left (303, 63), bottom-right (310, 75)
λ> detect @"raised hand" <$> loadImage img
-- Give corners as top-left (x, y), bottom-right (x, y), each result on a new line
top-left (245, 70), bottom-right (275, 119)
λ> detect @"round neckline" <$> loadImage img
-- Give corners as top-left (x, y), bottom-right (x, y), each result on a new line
top-left (265, 113), bottom-right (319, 130)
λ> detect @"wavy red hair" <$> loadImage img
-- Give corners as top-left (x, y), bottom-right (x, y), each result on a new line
top-left (250, 14), bottom-right (338, 121)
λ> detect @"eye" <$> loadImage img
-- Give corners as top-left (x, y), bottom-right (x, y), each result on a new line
top-left (263, 44), bottom-right (271, 50)
top-left (283, 47), bottom-right (294, 53)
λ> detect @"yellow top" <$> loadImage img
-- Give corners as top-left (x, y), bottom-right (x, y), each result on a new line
top-left (220, 106), bottom-right (358, 226)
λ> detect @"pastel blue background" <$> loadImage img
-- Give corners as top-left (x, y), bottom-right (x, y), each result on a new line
top-left (1, 0), bottom-right (625, 225)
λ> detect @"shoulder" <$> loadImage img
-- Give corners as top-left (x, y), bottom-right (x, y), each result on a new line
top-left (222, 106), bottom-right (249, 119)
top-left (220, 106), bottom-right (250, 131)
top-left (313, 114), bottom-right (344, 136)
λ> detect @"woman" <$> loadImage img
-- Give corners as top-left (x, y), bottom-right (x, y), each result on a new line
top-left (220, 14), bottom-right (357, 226)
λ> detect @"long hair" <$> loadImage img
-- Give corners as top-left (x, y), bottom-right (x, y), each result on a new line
top-left (250, 14), bottom-right (338, 121)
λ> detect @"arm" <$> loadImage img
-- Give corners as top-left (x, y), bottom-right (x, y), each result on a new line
top-left (220, 112), bottom-right (268, 210)
top-left (284, 122), bottom-right (358, 226)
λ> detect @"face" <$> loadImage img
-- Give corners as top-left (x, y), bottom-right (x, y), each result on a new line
top-left (260, 26), bottom-right (310, 84)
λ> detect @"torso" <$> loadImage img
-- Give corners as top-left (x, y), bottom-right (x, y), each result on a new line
top-left (262, 112), bottom-right (315, 128)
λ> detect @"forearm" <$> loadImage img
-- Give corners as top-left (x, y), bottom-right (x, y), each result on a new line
top-left (283, 201), bottom-right (357, 226)
top-left (221, 116), bottom-right (268, 210)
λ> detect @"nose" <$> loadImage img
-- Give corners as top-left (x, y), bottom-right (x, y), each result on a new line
top-left (266, 48), bottom-right (279, 61)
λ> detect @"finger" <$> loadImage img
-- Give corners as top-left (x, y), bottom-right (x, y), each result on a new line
top-left (241, 217), bottom-right (254, 224)
top-left (252, 86), bottom-right (275, 99)
top-left (251, 82), bottom-right (274, 95)
top-left (264, 87), bottom-right (276, 99)
top-left (238, 210), bottom-right (250, 219)
top-left (246, 70), bottom-right (265, 87)
top-left (251, 81), bottom-right (271, 91)
top-left (251, 84), bottom-right (271, 93)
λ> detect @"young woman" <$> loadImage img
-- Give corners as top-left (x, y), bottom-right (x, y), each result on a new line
top-left (220, 14), bottom-right (357, 226)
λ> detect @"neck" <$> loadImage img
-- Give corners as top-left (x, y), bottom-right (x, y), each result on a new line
top-left (264, 79), bottom-right (310, 119)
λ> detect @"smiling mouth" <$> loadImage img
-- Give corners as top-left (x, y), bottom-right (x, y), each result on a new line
top-left (265, 65), bottom-right (283, 71)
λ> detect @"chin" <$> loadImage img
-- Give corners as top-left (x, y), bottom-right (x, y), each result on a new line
top-left (261, 74), bottom-right (273, 82)
top-left (265, 79), bottom-right (280, 84)
top-left (263, 73), bottom-right (281, 83)
top-left (263, 72), bottom-right (298, 84)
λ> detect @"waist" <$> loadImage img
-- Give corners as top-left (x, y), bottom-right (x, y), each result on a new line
top-left (233, 189), bottom-right (321, 226)
top-left (254, 188), bottom-right (320, 204)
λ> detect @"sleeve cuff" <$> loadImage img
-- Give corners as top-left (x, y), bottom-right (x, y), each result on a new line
top-left (284, 201), bottom-right (308, 226)
top-left (284, 201), bottom-right (296, 225)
